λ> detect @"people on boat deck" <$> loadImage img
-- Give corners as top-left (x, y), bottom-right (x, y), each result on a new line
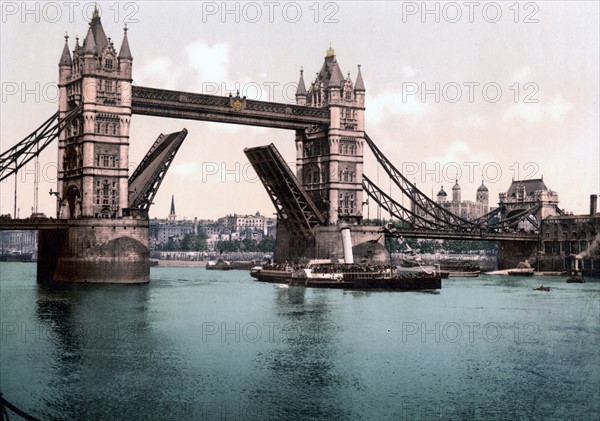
top-left (262, 262), bottom-right (396, 274)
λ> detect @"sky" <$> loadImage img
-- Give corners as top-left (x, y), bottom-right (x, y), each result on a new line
top-left (1, 1), bottom-right (599, 220)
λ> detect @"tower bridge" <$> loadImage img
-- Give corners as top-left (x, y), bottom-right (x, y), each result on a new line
top-left (0, 10), bottom-right (578, 282)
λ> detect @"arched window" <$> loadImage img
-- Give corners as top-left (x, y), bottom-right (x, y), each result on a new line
top-left (312, 166), bottom-right (320, 184)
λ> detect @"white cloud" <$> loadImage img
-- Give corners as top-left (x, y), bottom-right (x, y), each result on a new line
top-left (368, 90), bottom-right (431, 125)
top-left (503, 94), bottom-right (573, 124)
top-left (503, 102), bottom-right (543, 123)
top-left (136, 57), bottom-right (180, 90)
top-left (185, 41), bottom-right (230, 86)
top-left (512, 66), bottom-right (531, 81)
top-left (402, 66), bottom-right (416, 78)
top-left (547, 94), bottom-right (573, 121)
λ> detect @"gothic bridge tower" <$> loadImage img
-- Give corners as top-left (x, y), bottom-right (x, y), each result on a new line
top-left (40, 9), bottom-right (149, 283)
top-left (57, 8), bottom-right (132, 219)
top-left (295, 46), bottom-right (366, 225)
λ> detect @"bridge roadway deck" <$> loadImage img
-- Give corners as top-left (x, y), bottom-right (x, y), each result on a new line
top-left (131, 86), bottom-right (330, 130)
top-left (0, 219), bottom-right (68, 230)
top-left (395, 228), bottom-right (539, 242)
top-left (0, 219), bottom-right (539, 242)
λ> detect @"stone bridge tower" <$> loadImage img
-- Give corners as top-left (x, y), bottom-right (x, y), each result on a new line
top-left (40, 9), bottom-right (149, 284)
top-left (499, 178), bottom-right (560, 228)
top-left (294, 46), bottom-right (366, 225)
top-left (497, 178), bottom-right (560, 269)
top-left (57, 8), bottom-right (132, 219)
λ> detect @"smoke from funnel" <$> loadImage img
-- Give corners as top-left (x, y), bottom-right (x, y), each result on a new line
top-left (576, 233), bottom-right (600, 259)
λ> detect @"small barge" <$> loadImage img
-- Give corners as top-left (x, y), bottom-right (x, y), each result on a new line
top-left (507, 268), bottom-right (535, 277)
top-left (447, 271), bottom-right (480, 278)
top-left (207, 259), bottom-right (255, 271)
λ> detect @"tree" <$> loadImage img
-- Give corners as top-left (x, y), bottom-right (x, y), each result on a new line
top-left (258, 237), bottom-right (276, 252)
top-left (216, 240), bottom-right (238, 252)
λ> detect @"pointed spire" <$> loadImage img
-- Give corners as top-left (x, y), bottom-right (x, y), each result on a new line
top-left (328, 61), bottom-right (343, 87)
top-left (92, 25), bottom-right (107, 53)
top-left (118, 25), bottom-right (133, 60)
top-left (170, 195), bottom-right (176, 217)
top-left (82, 26), bottom-right (96, 54)
top-left (92, 3), bottom-right (100, 21)
top-left (296, 68), bottom-right (306, 96)
top-left (59, 34), bottom-right (72, 66)
top-left (355, 64), bottom-right (365, 92)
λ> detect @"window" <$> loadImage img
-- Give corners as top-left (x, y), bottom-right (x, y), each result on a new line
top-left (105, 59), bottom-right (114, 70)
top-left (321, 167), bottom-right (328, 183)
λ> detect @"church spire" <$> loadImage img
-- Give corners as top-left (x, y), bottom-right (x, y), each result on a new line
top-left (59, 34), bottom-right (72, 66)
top-left (169, 195), bottom-right (176, 220)
top-left (118, 25), bottom-right (133, 60)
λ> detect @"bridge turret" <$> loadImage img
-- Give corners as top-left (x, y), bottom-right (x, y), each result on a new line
top-left (59, 35), bottom-right (73, 74)
top-left (58, 33), bottom-right (73, 109)
top-left (295, 69), bottom-right (307, 106)
top-left (118, 26), bottom-right (133, 79)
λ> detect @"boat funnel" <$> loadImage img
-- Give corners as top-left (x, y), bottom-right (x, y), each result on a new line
top-left (341, 227), bottom-right (354, 264)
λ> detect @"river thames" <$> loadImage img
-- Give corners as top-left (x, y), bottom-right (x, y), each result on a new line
top-left (1, 262), bottom-right (598, 420)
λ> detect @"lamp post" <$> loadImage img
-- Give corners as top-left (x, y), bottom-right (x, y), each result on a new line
top-left (362, 199), bottom-right (370, 221)
top-left (49, 188), bottom-right (62, 218)
top-left (379, 222), bottom-right (396, 279)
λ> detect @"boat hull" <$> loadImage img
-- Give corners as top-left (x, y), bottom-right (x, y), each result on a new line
top-left (507, 269), bottom-right (534, 277)
top-left (250, 269), bottom-right (294, 283)
top-left (351, 275), bottom-right (441, 290)
top-left (447, 271), bottom-right (480, 278)
top-left (251, 267), bottom-right (441, 290)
